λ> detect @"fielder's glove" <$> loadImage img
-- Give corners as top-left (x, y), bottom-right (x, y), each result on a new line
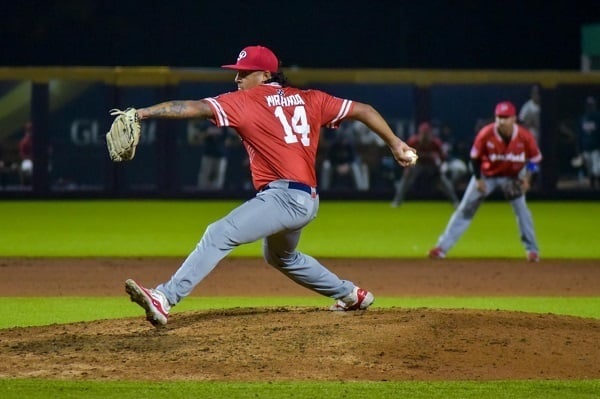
top-left (502, 178), bottom-right (523, 200)
top-left (106, 108), bottom-right (141, 162)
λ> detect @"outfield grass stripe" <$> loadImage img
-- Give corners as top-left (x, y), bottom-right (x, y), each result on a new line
top-left (0, 297), bottom-right (597, 328)
top-left (1, 201), bottom-right (599, 258)
top-left (1, 379), bottom-right (599, 399)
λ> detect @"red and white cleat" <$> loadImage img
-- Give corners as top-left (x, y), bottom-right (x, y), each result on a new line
top-left (330, 287), bottom-right (374, 311)
top-left (125, 279), bottom-right (170, 326)
top-left (428, 247), bottom-right (446, 259)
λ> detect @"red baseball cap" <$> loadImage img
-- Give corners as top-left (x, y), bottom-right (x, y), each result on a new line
top-left (221, 45), bottom-right (279, 73)
top-left (494, 101), bottom-right (516, 117)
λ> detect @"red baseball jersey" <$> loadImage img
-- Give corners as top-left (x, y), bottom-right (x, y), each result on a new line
top-left (203, 83), bottom-right (354, 189)
top-left (470, 122), bottom-right (542, 177)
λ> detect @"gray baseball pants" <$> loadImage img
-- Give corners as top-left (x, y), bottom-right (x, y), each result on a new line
top-left (157, 179), bottom-right (355, 306)
top-left (435, 175), bottom-right (539, 254)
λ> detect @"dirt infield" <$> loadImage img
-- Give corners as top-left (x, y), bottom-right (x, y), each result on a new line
top-left (0, 257), bottom-right (599, 381)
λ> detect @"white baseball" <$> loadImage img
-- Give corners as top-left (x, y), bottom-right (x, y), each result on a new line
top-left (405, 150), bottom-right (418, 165)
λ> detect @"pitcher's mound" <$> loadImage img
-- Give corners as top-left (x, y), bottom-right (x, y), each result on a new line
top-left (1, 307), bottom-right (598, 381)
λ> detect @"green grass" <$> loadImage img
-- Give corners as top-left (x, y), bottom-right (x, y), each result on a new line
top-left (1, 379), bottom-right (599, 399)
top-left (0, 200), bottom-right (599, 258)
top-left (0, 297), bottom-right (598, 329)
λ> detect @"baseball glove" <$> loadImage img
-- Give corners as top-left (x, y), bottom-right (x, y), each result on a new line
top-left (106, 108), bottom-right (141, 162)
top-left (502, 178), bottom-right (523, 200)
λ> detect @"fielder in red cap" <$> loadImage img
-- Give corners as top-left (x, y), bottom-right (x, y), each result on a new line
top-left (429, 100), bottom-right (542, 263)
top-left (120, 45), bottom-right (418, 326)
top-left (494, 101), bottom-right (516, 117)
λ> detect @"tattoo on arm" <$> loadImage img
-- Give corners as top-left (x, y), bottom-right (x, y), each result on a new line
top-left (143, 101), bottom-right (208, 119)
top-left (155, 102), bottom-right (187, 117)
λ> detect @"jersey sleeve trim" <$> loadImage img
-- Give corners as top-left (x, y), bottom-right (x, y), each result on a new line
top-left (204, 97), bottom-right (230, 127)
top-left (326, 99), bottom-right (353, 128)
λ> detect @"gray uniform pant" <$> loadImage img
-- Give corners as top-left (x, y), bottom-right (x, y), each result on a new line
top-left (435, 175), bottom-right (539, 254)
top-left (157, 179), bottom-right (355, 306)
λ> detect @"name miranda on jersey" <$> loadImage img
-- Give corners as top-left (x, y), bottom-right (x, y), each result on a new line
top-left (265, 94), bottom-right (305, 107)
top-left (489, 152), bottom-right (526, 162)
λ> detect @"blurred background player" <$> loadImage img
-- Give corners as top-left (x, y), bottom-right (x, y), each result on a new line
top-left (391, 121), bottom-right (459, 207)
top-left (518, 84), bottom-right (541, 142)
top-left (18, 122), bottom-right (33, 186)
top-left (429, 101), bottom-right (542, 262)
top-left (319, 133), bottom-right (368, 191)
top-left (576, 96), bottom-right (600, 190)
top-left (197, 124), bottom-right (230, 191)
top-left (436, 121), bottom-right (469, 191)
top-left (518, 85), bottom-right (542, 190)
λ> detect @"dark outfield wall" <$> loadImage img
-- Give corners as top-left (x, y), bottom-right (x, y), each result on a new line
top-left (1, 76), bottom-right (599, 200)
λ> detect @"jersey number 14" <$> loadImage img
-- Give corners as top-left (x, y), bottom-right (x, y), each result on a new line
top-left (274, 106), bottom-right (310, 146)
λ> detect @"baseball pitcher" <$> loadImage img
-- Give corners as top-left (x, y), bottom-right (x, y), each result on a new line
top-left (107, 45), bottom-right (418, 326)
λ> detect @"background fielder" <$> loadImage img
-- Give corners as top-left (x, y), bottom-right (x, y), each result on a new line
top-left (429, 101), bottom-right (542, 262)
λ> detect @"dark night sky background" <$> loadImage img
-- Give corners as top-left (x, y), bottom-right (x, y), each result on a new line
top-left (1, 0), bottom-right (599, 70)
